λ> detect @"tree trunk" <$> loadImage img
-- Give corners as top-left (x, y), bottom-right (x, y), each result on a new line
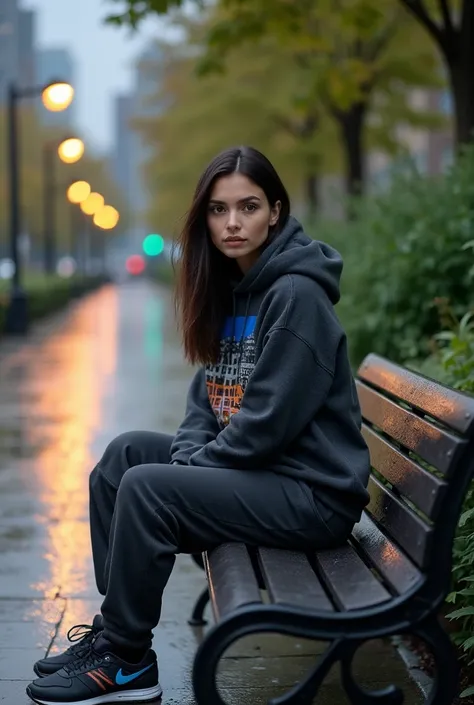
top-left (401, 0), bottom-right (474, 147)
top-left (450, 64), bottom-right (474, 145)
top-left (335, 102), bottom-right (367, 218)
top-left (448, 5), bottom-right (474, 146)
top-left (305, 173), bottom-right (319, 220)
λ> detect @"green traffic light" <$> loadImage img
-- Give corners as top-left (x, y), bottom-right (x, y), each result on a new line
top-left (143, 234), bottom-right (164, 256)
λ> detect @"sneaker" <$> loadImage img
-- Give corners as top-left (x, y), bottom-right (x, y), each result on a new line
top-left (26, 635), bottom-right (162, 705)
top-left (34, 615), bottom-right (104, 677)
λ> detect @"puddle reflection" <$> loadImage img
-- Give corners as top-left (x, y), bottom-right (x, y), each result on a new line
top-left (24, 287), bottom-right (118, 598)
top-left (0, 282), bottom-right (187, 622)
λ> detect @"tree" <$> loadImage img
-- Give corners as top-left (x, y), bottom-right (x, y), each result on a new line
top-left (106, 0), bottom-right (444, 204)
top-left (132, 26), bottom-right (342, 233)
top-left (107, 0), bottom-right (474, 149)
top-left (398, 0), bottom-right (474, 145)
top-left (0, 106), bottom-right (128, 262)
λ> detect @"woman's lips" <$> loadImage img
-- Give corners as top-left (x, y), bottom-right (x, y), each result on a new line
top-left (224, 237), bottom-right (246, 247)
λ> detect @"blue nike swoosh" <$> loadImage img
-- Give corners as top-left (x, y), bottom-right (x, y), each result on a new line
top-left (115, 663), bottom-right (153, 685)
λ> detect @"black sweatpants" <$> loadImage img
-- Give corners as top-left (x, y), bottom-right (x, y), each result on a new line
top-left (89, 431), bottom-right (352, 650)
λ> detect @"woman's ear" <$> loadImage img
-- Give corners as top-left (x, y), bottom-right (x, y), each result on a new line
top-left (270, 200), bottom-right (281, 226)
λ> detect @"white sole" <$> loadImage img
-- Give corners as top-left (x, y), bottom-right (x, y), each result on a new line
top-left (28, 683), bottom-right (163, 705)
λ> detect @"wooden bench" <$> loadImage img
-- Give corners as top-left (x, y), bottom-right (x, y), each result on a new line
top-left (188, 353), bottom-right (474, 705)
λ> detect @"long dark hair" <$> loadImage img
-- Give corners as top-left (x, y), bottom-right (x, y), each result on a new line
top-left (174, 146), bottom-right (291, 365)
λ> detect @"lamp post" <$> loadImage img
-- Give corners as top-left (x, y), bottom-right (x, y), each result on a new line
top-left (43, 137), bottom-right (84, 275)
top-left (66, 181), bottom-right (91, 275)
top-left (66, 181), bottom-right (92, 275)
top-left (5, 80), bottom-right (74, 335)
top-left (93, 205), bottom-right (120, 275)
top-left (80, 193), bottom-right (105, 275)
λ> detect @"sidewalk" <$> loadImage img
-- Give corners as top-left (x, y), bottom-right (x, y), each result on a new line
top-left (0, 280), bottom-right (423, 704)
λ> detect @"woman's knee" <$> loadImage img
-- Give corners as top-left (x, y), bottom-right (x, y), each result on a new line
top-left (102, 431), bottom-right (145, 463)
top-left (91, 431), bottom-right (146, 490)
top-left (117, 463), bottom-right (176, 504)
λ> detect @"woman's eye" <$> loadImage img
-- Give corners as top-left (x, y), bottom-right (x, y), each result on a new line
top-left (209, 205), bottom-right (225, 214)
top-left (243, 203), bottom-right (257, 212)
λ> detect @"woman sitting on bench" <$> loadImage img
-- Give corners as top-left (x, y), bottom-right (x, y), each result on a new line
top-left (27, 145), bottom-right (370, 705)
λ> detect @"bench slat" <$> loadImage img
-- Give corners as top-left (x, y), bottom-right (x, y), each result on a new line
top-left (357, 381), bottom-right (463, 475)
top-left (205, 543), bottom-right (262, 621)
top-left (258, 548), bottom-right (334, 611)
top-left (351, 513), bottom-right (422, 595)
top-left (362, 425), bottom-right (447, 518)
top-left (315, 544), bottom-right (391, 610)
top-left (366, 476), bottom-right (432, 569)
top-left (358, 353), bottom-right (474, 435)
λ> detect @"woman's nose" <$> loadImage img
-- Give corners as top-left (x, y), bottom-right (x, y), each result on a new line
top-left (226, 211), bottom-right (241, 230)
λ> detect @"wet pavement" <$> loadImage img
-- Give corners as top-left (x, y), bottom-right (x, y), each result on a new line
top-left (0, 280), bottom-right (423, 704)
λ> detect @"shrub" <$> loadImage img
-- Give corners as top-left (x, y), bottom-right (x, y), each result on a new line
top-left (315, 146), bottom-right (474, 367)
top-left (0, 274), bottom-right (107, 334)
top-left (416, 307), bottom-right (474, 698)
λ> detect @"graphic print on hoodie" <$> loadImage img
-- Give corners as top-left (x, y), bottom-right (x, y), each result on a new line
top-left (170, 215), bottom-right (371, 523)
top-left (206, 315), bottom-right (256, 427)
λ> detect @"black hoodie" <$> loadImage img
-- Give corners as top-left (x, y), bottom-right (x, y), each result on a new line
top-left (170, 216), bottom-right (370, 522)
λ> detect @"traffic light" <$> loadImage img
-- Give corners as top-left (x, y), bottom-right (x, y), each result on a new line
top-left (126, 254), bottom-right (146, 275)
top-left (143, 233), bottom-right (164, 257)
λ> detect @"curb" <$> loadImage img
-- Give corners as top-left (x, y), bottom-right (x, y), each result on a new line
top-left (392, 636), bottom-right (433, 698)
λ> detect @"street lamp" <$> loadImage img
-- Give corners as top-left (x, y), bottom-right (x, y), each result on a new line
top-left (58, 138), bottom-right (85, 164)
top-left (93, 205), bottom-right (120, 230)
top-left (67, 181), bottom-right (91, 274)
top-left (79, 194), bottom-right (105, 274)
top-left (5, 79), bottom-right (74, 335)
top-left (93, 206), bottom-right (120, 275)
top-left (80, 192), bottom-right (104, 216)
top-left (41, 83), bottom-right (74, 112)
top-left (43, 136), bottom-right (85, 275)
top-left (67, 180), bottom-right (91, 204)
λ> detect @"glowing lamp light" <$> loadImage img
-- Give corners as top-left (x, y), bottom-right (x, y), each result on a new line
top-left (93, 205), bottom-right (120, 230)
top-left (42, 82), bottom-right (74, 112)
top-left (126, 255), bottom-right (146, 276)
top-left (58, 138), bottom-right (84, 164)
top-left (67, 181), bottom-right (91, 204)
top-left (80, 192), bottom-right (104, 216)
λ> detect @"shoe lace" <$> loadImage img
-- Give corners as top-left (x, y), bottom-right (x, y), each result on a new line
top-left (63, 635), bottom-right (105, 675)
top-left (67, 623), bottom-right (95, 643)
top-left (65, 623), bottom-right (98, 655)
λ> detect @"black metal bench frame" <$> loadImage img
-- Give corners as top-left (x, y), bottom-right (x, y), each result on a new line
top-left (188, 353), bottom-right (474, 705)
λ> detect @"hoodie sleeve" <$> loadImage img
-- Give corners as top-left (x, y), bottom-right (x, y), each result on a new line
top-left (188, 322), bottom-right (336, 470)
top-left (170, 368), bottom-right (220, 465)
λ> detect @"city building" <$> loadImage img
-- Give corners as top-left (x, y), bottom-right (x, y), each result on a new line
top-left (0, 0), bottom-right (20, 103)
top-left (113, 94), bottom-right (135, 200)
top-left (427, 87), bottom-right (454, 173)
top-left (111, 42), bottom-right (165, 243)
top-left (18, 9), bottom-right (36, 90)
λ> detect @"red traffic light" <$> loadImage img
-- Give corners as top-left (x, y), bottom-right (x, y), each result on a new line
top-left (126, 254), bottom-right (145, 276)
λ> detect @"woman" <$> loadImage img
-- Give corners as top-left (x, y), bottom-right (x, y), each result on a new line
top-left (27, 146), bottom-right (370, 705)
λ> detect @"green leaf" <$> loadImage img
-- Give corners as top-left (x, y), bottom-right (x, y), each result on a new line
top-left (446, 606), bottom-right (474, 620)
top-left (460, 507), bottom-right (474, 527)
top-left (462, 635), bottom-right (474, 651)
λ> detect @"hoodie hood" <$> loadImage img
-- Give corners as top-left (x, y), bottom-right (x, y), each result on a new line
top-left (233, 216), bottom-right (343, 304)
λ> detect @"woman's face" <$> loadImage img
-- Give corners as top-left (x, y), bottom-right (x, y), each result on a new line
top-left (207, 173), bottom-right (281, 273)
